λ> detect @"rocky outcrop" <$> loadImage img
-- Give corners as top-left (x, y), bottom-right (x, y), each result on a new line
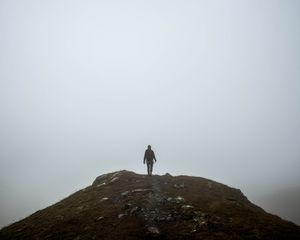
top-left (1, 170), bottom-right (300, 239)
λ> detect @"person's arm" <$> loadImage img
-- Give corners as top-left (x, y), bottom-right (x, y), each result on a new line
top-left (143, 150), bottom-right (146, 164)
top-left (153, 151), bottom-right (157, 162)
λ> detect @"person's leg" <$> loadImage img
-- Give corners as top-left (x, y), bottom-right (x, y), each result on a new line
top-left (150, 161), bottom-right (153, 175)
top-left (147, 162), bottom-right (150, 175)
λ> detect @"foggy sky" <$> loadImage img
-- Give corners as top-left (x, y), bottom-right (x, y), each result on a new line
top-left (1, 0), bottom-right (300, 227)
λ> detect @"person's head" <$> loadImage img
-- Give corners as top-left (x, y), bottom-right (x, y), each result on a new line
top-left (147, 145), bottom-right (151, 149)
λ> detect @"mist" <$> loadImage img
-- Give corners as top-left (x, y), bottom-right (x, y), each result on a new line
top-left (1, 0), bottom-right (300, 227)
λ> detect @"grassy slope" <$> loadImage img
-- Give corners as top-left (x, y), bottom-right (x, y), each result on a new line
top-left (1, 170), bottom-right (299, 240)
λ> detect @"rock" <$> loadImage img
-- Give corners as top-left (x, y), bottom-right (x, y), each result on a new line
top-left (121, 190), bottom-right (130, 197)
top-left (174, 183), bottom-right (185, 189)
top-left (130, 206), bottom-right (141, 214)
top-left (110, 177), bottom-right (119, 183)
top-left (132, 189), bottom-right (152, 193)
top-left (118, 213), bottom-right (127, 219)
top-left (167, 196), bottom-right (185, 204)
top-left (92, 174), bottom-right (108, 185)
top-left (16, 227), bottom-right (26, 232)
top-left (199, 220), bottom-right (207, 226)
top-left (193, 216), bottom-right (208, 228)
top-left (100, 197), bottom-right (109, 202)
top-left (96, 182), bottom-right (106, 188)
top-left (96, 216), bottom-right (104, 221)
top-left (147, 226), bottom-right (160, 235)
top-left (111, 172), bottom-right (120, 178)
top-left (175, 196), bottom-right (185, 203)
top-left (182, 205), bottom-right (194, 209)
top-left (165, 173), bottom-right (172, 177)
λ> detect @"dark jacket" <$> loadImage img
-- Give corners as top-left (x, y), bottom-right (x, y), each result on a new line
top-left (144, 149), bottom-right (156, 163)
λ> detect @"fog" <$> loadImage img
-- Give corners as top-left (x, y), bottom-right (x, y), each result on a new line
top-left (1, 0), bottom-right (300, 227)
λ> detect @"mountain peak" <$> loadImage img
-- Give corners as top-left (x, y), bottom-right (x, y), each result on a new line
top-left (1, 170), bottom-right (299, 239)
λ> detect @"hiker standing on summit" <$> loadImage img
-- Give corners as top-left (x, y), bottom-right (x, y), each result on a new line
top-left (143, 145), bottom-right (157, 176)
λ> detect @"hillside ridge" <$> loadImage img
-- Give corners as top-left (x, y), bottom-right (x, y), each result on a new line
top-left (1, 170), bottom-right (299, 240)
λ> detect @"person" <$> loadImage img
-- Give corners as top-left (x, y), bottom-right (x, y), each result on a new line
top-left (143, 145), bottom-right (157, 176)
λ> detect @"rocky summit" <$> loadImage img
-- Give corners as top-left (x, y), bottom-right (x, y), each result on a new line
top-left (1, 170), bottom-right (300, 240)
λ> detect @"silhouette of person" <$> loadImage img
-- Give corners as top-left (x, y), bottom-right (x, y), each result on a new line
top-left (143, 145), bottom-right (157, 176)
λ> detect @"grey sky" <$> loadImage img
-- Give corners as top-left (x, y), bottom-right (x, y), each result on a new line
top-left (1, 0), bottom-right (300, 227)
